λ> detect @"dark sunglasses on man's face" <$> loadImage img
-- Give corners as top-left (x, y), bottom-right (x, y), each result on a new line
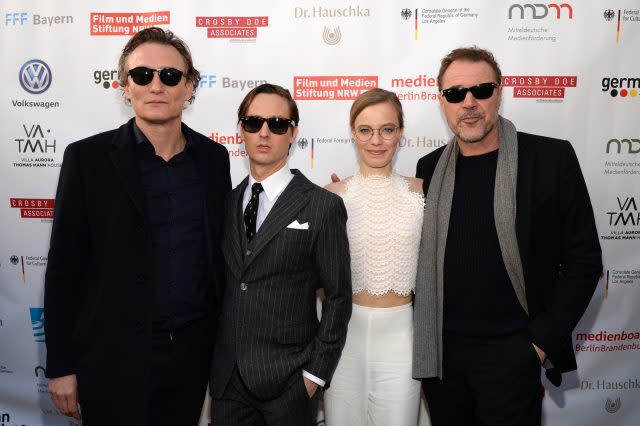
top-left (441, 82), bottom-right (498, 103)
top-left (128, 67), bottom-right (185, 87)
top-left (239, 116), bottom-right (296, 135)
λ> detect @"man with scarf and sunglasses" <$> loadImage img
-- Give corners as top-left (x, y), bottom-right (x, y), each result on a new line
top-left (413, 46), bottom-right (602, 426)
top-left (44, 27), bottom-right (230, 426)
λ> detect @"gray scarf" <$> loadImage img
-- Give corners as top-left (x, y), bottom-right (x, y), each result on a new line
top-left (413, 115), bottom-right (527, 379)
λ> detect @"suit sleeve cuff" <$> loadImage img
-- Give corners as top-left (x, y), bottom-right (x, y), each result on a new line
top-left (303, 370), bottom-right (326, 387)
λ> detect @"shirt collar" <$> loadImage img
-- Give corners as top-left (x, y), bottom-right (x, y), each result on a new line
top-left (248, 165), bottom-right (293, 202)
top-left (133, 121), bottom-right (192, 150)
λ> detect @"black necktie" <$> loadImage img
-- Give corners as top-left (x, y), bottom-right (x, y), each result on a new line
top-left (244, 182), bottom-right (264, 242)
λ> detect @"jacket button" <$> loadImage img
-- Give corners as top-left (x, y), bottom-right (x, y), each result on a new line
top-left (240, 282), bottom-right (248, 291)
top-left (245, 250), bottom-right (252, 256)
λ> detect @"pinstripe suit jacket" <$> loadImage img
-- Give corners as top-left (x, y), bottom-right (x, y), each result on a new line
top-left (211, 169), bottom-right (352, 400)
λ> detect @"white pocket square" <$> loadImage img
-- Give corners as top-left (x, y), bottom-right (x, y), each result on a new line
top-left (286, 220), bottom-right (309, 230)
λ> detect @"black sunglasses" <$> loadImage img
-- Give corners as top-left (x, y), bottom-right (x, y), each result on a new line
top-left (441, 82), bottom-right (498, 103)
top-left (128, 67), bottom-right (185, 87)
top-left (239, 116), bottom-right (297, 135)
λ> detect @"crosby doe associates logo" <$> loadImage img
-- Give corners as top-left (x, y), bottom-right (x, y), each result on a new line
top-left (501, 75), bottom-right (577, 102)
top-left (195, 16), bottom-right (269, 42)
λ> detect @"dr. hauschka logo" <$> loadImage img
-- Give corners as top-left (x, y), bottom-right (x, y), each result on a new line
top-left (508, 3), bottom-right (573, 19)
top-left (19, 59), bottom-right (52, 94)
top-left (605, 397), bottom-right (621, 414)
top-left (30, 307), bottom-right (45, 343)
top-left (195, 16), bottom-right (269, 43)
top-left (293, 76), bottom-right (378, 100)
top-left (601, 196), bottom-right (640, 241)
top-left (294, 5), bottom-right (370, 19)
top-left (390, 74), bottom-right (438, 102)
top-left (601, 76), bottom-right (640, 99)
top-left (4, 12), bottom-right (73, 27)
top-left (322, 26), bottom-right (341, 45)
top-left (501, 75), bottom-right (577, 102)
top-left (94, 69), bottom-right (119, 89)
top-left (399, 136), bottom-right (447, 149)
top-left (209, 131), bottom-right (245, 158)
top-left (9, 198), bottom-right (55, 220)
top-left (90, 11), bottom-right (170, 35)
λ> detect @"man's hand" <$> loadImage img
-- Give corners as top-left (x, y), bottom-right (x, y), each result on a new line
top-left (303, 376), bottom-right (319, 398)
top-left (49, 374), bottom-right (81, 420)
top-left (532, 343), bottom-right (546, 364)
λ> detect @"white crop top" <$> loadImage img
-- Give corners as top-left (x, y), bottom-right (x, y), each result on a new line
top-left (341, 173), bottom-right (425, 297)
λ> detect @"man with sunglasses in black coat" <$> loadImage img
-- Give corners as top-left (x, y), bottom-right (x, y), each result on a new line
top-left (413, 47), bottom-right (602, 426)
top-left (44, 27), bottom-right (230, 426)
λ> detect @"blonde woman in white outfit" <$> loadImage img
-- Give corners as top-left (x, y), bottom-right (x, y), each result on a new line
top-left (324, 88), bottom-right (424, 425)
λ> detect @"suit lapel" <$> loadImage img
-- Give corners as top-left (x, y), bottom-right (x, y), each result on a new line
top-left (109, 119), bottom-right (146, 218)
top-left (243, 171), bottom-right (313, 270)
top-left (515, 135), bottom-right (532, 276)
top-left (224, 178), bottom-right (248, 275)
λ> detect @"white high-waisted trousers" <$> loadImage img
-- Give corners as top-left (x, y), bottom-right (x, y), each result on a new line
top-left (324, 302), bottom-right (421, 425)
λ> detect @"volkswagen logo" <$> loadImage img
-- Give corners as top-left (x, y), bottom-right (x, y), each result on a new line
top-left (19, 59), bottom-right (52, 94)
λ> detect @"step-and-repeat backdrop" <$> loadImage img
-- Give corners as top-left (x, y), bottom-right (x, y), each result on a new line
top-left (1, 1), bottom-right (639, 425)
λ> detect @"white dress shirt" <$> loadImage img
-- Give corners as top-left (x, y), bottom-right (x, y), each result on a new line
top-left (242, 165), bottom-right (326, 388)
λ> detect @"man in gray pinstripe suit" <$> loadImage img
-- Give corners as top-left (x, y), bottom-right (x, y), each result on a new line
top-left (211, 83), bottom-right (352, 425)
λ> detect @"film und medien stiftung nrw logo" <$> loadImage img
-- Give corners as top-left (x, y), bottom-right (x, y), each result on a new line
top-left (19, 59), bottom-right (52, 94)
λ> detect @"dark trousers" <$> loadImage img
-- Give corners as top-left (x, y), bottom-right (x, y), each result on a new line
top-left (213, 366), bottom-right (319, 426)
top-left (150, 318), bottom-right (212, 426)
top-left (423, 331), bottom-right (542, 426)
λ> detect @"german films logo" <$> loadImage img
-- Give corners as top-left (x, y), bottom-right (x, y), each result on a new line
top-left (9, 198), bottom-right (54, 219)
top-left (575, 330), bottom-right (640, 354)
top-left (501, 75), bottom-right (577, 102)
top-left (293, 76), bottom-right (378, 100)
top-left (195, 16), bottom-right (269, 42)
top-left (90, 11), bottom-right (170, 35)
top-left (601, 76), bottom-right (639, 99)
top-left (94, 69), bottom-right (119, 90)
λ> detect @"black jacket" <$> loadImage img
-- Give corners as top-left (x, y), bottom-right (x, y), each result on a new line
top-left (416, 132), bottom-right (602, 383)
top-left (44, 118), bottom-right (230, 424)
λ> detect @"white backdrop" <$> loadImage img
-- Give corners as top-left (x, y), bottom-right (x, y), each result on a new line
top-left (1, 1), bottom-right (639, 425)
